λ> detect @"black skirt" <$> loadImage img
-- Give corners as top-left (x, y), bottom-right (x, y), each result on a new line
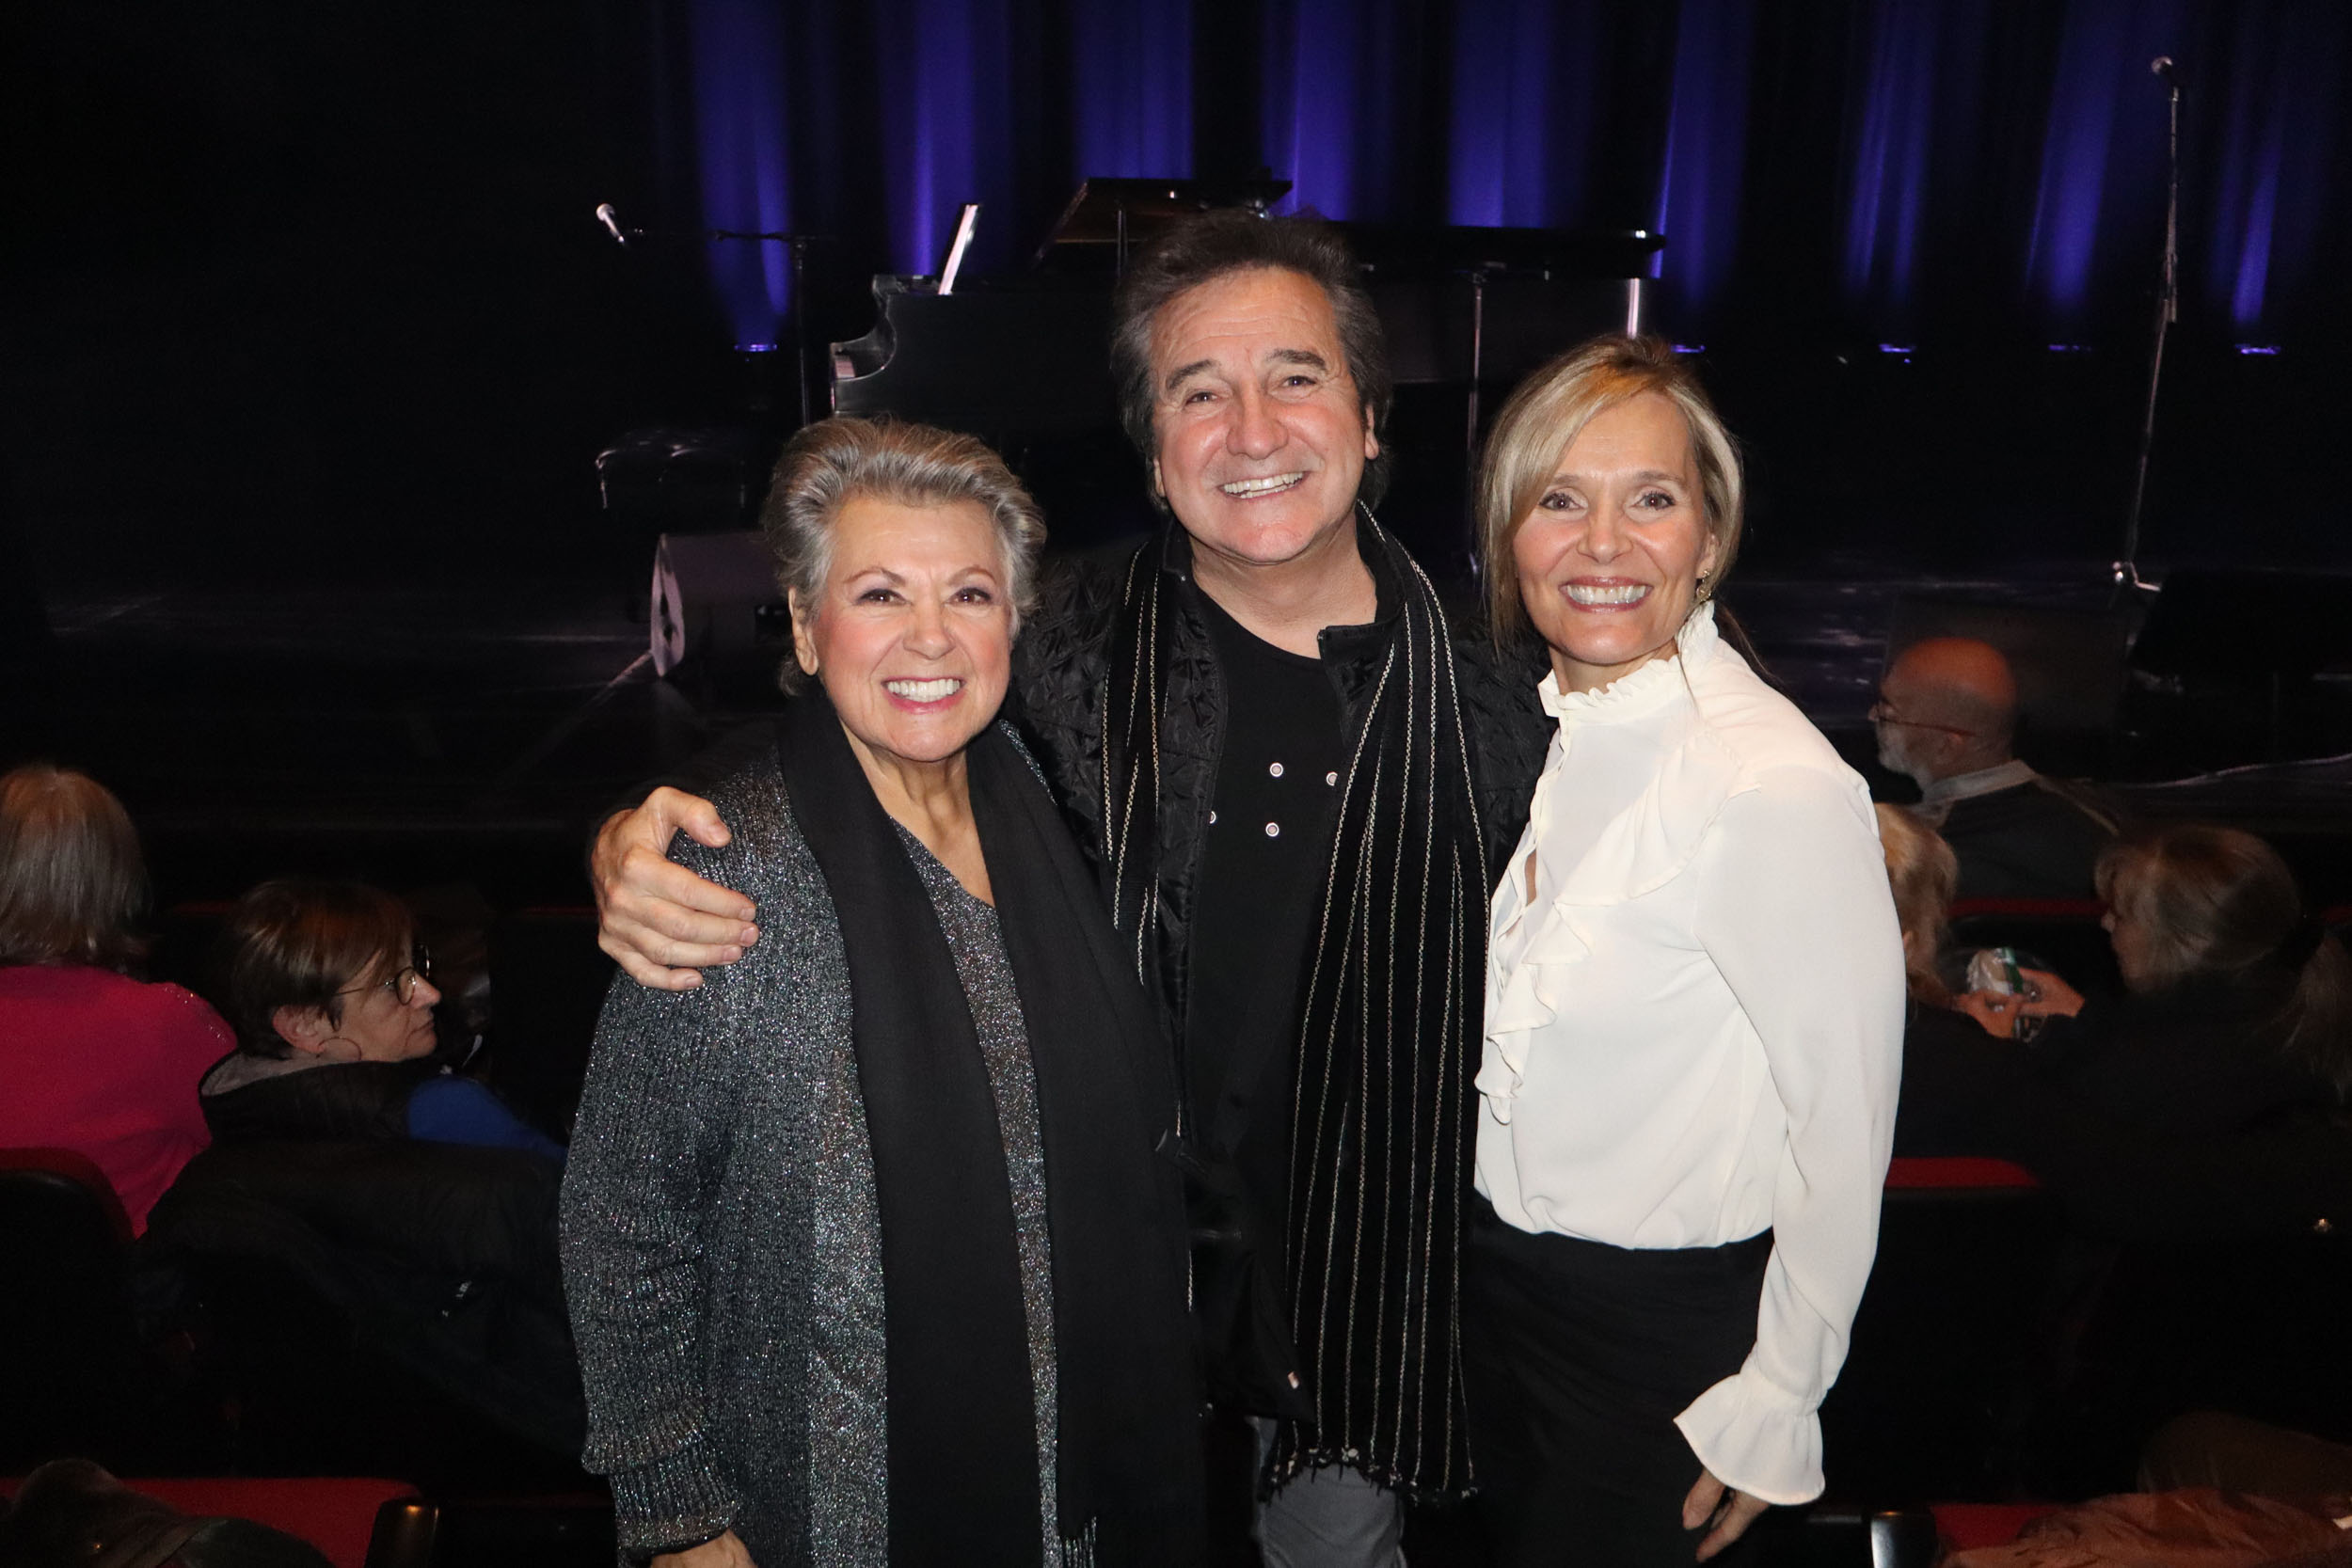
top-left (1464, 1196), bottom-right (1772, 1567)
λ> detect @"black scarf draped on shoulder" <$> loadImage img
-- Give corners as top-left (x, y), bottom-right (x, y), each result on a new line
top-left (777, 688), bottom-right (1204, 1568)
top-left (1099, 513), bottom-right (1487, 1497)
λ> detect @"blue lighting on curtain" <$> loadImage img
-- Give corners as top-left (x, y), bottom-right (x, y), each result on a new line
top-left (2026, 0), bottom-right (2189, 325)
top-left (2205, 3), bottom-right (2342, 334)
top-left (1444, 0), bottom-right (1603, 230)
top-left (1262, 0), bottom-right (1432, 221)
top-left (1654, 0), bottom-right (1754, 321)
top-left (871, 0), bottom-right (1017, 275)
top-left (660, 0), bottom-right (2350, 358)
top-left (1073, 3), bottom-right (1193, 177)
top-left (1262, 0), bottom-right (1366, 217)
top-left (1840, 8), bottom-right (1937, 313)
top-left (690, 0), bottom-right (792, 347)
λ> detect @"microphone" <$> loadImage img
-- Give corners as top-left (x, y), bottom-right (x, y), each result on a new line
top-left (2151, 55), bottom-right (2176, 81)
top-left (596, 203), bottom-right (628, 246)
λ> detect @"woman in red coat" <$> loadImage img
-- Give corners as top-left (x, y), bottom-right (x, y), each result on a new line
top-left (0, 764), bottom-right (228, 1232)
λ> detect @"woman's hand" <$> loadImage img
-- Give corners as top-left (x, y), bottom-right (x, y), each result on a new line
top-left (1682, 1468), bottom-right (1769, 1560)
top-left (653, 1529), bottom-right (755, 1568)
top-left (2014, 967), bottom-right (2084, 1018)
top-left (593, 788), bottom-right (759, 990)
top-left (1955, 989), bottom-right (2026, 1038)
top-left (1955, 965), bottom-right (2087, 1039)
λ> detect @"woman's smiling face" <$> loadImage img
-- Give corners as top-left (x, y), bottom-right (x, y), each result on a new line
top-left (1511, 392), bottom-right (1721, 695)
top-left (790, 494), bottom-right (1014, 774)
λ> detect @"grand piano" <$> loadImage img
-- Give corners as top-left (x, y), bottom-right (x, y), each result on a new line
top-left (827, 178), bottom-right (1668, 558)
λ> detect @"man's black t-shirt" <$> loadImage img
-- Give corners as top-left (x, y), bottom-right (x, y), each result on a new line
top-left (1184, 590), bottom-right (1350, 1252)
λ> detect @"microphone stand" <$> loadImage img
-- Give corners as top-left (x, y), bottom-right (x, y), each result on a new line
top-left (599, 213), bottom-right (830, 430)
top-left (2115, 62), bottom-right (2180, 598)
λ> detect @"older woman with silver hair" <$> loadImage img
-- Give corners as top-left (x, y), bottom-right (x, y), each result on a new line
top-left (1464, 338), bottom-right (1904, 1565)
top-left (561, 417), bottom-right (1203, 1568)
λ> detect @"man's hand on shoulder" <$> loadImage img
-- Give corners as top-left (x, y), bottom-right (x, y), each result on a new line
top-left (593, 787), bottom-right (759, 991)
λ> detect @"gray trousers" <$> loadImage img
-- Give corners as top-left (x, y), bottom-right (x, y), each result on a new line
top-left (1255, 1420), bottom-right (1406, 1568)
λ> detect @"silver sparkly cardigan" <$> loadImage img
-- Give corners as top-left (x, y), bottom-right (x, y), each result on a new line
top-left (562, 748), bottom-right (1042, 1566)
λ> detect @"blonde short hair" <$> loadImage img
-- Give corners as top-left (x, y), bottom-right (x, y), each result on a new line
top-left (1876, 803), bottom-right (1958, 1006)
top-left (1475, 335), bottom-right (1743, 641)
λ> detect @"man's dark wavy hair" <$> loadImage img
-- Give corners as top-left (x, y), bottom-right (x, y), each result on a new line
top-left (1107, 209), bottom-right (1392, 511)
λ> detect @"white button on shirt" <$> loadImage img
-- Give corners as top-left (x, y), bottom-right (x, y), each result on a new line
top-left (1476, 602), bottom-right (1904, 1506)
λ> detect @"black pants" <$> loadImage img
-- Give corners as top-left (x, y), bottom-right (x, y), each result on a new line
top-left (1464, 1197), bottom-right (1772, 1567)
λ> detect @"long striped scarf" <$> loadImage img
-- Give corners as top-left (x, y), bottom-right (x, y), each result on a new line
top-left (1099, 512), bottom-right (1486, 1497)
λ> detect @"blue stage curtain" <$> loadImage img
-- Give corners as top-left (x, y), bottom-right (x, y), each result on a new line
top-left (656, 0), bottom-right (2351, 349)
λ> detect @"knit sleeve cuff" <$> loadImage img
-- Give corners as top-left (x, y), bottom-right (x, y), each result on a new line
top-left (600, 1432), bottom-right (739, 1555)
top-left (1674, 1369), bottom-right (1824, 1508)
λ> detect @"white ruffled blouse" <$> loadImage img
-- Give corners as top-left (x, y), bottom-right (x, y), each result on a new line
top-left (1475, 602), bottom-right (1905, 1505)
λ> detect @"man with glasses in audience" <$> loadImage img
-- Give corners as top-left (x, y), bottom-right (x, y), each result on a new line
top-left (1871, 636), bottom-right (2117, 901)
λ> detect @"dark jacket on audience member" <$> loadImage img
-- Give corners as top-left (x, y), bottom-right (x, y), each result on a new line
top-left (198, 1052), bottom-right (566, 1161)
top-left (199, 1056), bottom-right (425, 1142)
top-left (2039, 975), bottom-right (2332, 1141)
top-left (1933, 780), bottom-right (2116, 903)
top-left (1895, 974), bottom-right (2352, 1243)
top-left (150, 1059), bottom-right (584, 1453)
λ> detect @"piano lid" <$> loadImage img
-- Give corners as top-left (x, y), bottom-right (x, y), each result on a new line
top-left (1341, 223), bottom-right (1666, 279)
top-left (1032, 177), bottom-right (1295, 268)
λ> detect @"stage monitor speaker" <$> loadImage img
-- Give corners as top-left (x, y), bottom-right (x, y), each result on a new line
top-left (1884, 598), bottom-right (2141, 743)
top-left (650, 531), bottom-right (788, 692)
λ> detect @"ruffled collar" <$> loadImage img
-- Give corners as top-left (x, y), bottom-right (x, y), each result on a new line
top-left (1536, 599), bottom-right (1720, 724)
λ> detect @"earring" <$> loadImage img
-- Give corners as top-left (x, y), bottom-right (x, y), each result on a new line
top-left (1695, 571), bottom-right (1712, 602)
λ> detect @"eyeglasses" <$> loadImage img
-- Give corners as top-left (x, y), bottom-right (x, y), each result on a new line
top-left (337, 945), bottom-right (435, 1006)
top-left (1867, 696), bottom-right (1974, 737)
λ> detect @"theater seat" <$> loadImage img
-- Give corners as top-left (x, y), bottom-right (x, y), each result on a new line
top-left (1887, 1156), bottom-right (2040, 1191)
top-left (1821, 1156), bottom-right (2063, 1498)
top-left (0, 1475), bottom-right (418, 1568)
top-left (1930, 1501), bottom-right (2065, 1551)
top-left (0, 1148), bottom-right (141, 1468)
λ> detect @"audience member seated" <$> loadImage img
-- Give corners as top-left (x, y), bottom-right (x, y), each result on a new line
top-left (0, 764), bottom-right (229, 1233)
top-left (2002, 824), bottom-right (2352, 1140)
top-left (1878, 803), bottom-right (2047, 1161)
top-left (144, 879), bottom-right (584, 1462)
top-left (200, 878), bottom-right (562, 1161)
top-left (1872, 637), bottom-right (2118, 901)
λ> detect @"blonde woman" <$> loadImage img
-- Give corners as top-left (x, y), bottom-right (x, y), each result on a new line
top-left (1464, 338), bottom-right (1903, 1565)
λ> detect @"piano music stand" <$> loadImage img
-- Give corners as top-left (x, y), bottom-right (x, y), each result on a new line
top-left (1033, 177), bottom-right (1295, 274)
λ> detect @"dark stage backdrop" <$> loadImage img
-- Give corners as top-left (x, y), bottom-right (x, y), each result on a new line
top-left (4, 0), bottom-right (2348, 584)
top-left (669, 0), bottom-right (2347, 350)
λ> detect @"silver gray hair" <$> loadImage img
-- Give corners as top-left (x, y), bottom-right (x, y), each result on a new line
top-left (760, 416), bottom-right (1048, 691)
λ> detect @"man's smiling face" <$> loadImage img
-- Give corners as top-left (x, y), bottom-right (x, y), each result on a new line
top-left (1147, 265), bottom-right (1379, 574)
